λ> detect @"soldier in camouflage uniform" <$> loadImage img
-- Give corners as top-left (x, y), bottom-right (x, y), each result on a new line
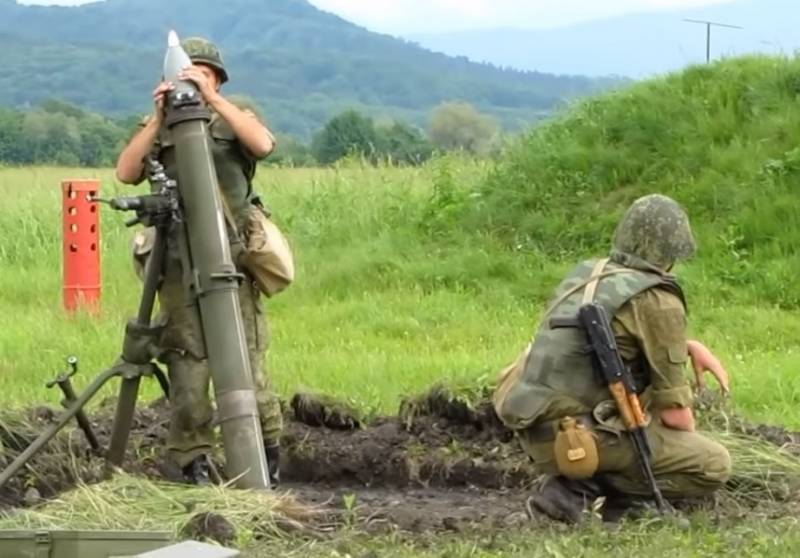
top-left (115, 37), bottom-right (283, 485)
top-left (494, 194), bottom-right (731, 523)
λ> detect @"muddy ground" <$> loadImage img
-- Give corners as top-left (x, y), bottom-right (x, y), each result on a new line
top-left (279, 391), bottom-right (536, 533)
top-left (1, 389), bottom-right (799, 535)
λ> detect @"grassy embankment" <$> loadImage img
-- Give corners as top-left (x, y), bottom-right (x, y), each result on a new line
top-left (1, 54), bottom-right (800, 555)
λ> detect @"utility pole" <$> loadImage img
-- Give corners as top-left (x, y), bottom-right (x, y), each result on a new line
top-left (683, 19), bottom-right (743, 63)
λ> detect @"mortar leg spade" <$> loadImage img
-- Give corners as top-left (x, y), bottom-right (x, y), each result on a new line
top-left (46, 356), bottom-right (101, 453)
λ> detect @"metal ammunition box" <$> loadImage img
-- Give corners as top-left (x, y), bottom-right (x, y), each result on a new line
top-left (0, 530), bottom-right (172, 558)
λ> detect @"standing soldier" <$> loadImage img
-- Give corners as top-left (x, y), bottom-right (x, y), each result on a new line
top-left (115, 37), bottom-right (283, 485)
top-left (493, 194), bottom-right (731, 522)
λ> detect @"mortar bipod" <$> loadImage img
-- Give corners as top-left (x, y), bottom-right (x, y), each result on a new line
top-left (0, 174), bottom-right (174, 490)
top-left (0, 359), bottom-right (166, 489)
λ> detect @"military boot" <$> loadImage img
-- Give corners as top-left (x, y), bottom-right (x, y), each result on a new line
top-left (182, 454), bottom-right (212, 486)
top-left (265, 443), bottom-right (280, 487)
top-left (531, 475), bottom-right (600, 524)
top-left (601, 494), bottom-right (668, 522)
top-left (601, 494), bottom-right (638, 523)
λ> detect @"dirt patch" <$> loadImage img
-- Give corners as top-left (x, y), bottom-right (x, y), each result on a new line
top-left (0, 390), bottom-right (535, 533)
top-left (281, 405), bottom-right (532, 490)
top-left (285, 484), bottom-right (531, 534)
top-left (1, 388), bottom-right (800, 534)
top-left (0, 408), bottom-right (105, 508)
top-left (278, 392), bottom-right (536, 533)
top-left (285, 386), bottom-right (522, 491)
top-left (0, 398), bottom-right (173, 508)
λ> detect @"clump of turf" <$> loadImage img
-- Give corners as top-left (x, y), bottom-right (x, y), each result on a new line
top-left (291, 392), bottom-right (362, 430)
top-left (398, 383), bottom-right (496, 429)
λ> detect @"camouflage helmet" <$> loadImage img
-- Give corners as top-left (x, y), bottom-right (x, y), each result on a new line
top-left (612, 194), bottom-right (696, 269)
top-left (182, 37), bottom-right (229, 84)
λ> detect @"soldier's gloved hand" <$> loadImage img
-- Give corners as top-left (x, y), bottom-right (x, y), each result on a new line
top-left (687, 339), bottom-right (730, 396)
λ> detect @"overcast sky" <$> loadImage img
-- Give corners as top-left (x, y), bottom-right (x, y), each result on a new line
top-left (309, 0), bottom-right (732, 33)
top-left (21, 0), bottom-right (733, 33)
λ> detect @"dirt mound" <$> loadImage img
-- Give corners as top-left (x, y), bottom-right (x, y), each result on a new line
top-left (280, 387), bottom-right (536, 533)
top-left (282, 404), bottom-right (531, 489)
top-left (0, 389), bottom-right (534, 530)
top-left (0, 398), bottom-right (174, 508)
top-left (180, 512), bottom-right (237, 545)
top-left (0, 388), bottom-right (536, 532)
top-left (1, 387), bottom-right (800, 534)
top-left (0, 408), bottom-right (104, 508)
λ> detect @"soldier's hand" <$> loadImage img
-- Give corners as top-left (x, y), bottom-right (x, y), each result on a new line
top-left (153, 81), bottom-right (175, 122)
top-left (178, 66), bottom-right (220, 104)
top-left (687, 340), bottom-right (730, 396)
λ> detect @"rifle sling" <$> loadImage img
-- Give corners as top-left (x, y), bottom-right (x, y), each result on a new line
top-left (546, 259), bottom-right (635, 329)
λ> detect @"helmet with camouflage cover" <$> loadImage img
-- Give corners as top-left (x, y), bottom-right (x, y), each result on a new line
top-left (612, 194), bottom-right (696, 270)
top-left (182, 36), bottom-right (229, 84)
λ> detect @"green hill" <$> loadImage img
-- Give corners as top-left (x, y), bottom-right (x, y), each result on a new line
top-left (0, 0), bottom-right (619, 137)
top-left (461, 55), bottom-right (800, 309)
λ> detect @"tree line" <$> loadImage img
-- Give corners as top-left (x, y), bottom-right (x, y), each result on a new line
top-left (0, 100), bottom-right (502, 168)
top-left (0, 101), bottom-right (133, 167)
top-left (245, 101), bottom-right (504, 167)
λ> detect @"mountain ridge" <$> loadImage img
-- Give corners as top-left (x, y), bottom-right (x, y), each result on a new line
top-left (0, 0), bottom-right (621, 137)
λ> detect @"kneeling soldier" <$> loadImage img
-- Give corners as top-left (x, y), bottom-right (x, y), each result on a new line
top-left (494, 194), bottom-right (731, 523)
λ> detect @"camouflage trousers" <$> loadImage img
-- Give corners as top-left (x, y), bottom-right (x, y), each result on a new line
top-left (519, 410), bottom-right (731, 499)
top-left (155, 243), bottom-right (283, 468)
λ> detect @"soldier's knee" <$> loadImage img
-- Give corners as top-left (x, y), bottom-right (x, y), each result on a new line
top-left (172, 393), bottom-right (213, 430)
top-left (168, 357), bottom-right (212, 427)
top-left (701, 441), bottom-right (732, 488)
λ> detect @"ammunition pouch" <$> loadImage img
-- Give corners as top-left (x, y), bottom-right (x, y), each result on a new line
top-left (525, 413), bottom-right (595, 443)
top-left (553, 416), bottom-right (600, 480)
top-left (238, 204), bottom-right (295, 297)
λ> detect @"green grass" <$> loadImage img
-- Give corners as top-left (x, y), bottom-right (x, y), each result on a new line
top-left (0, 161), bottom-right (535, 416)
top-left (465, 56), bottom-right (800, 311)
top-left (1, 156), bottom-right (799, 426)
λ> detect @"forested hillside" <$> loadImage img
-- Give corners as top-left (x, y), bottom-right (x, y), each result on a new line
top-left (0, 0), bottom-right (620, 138)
